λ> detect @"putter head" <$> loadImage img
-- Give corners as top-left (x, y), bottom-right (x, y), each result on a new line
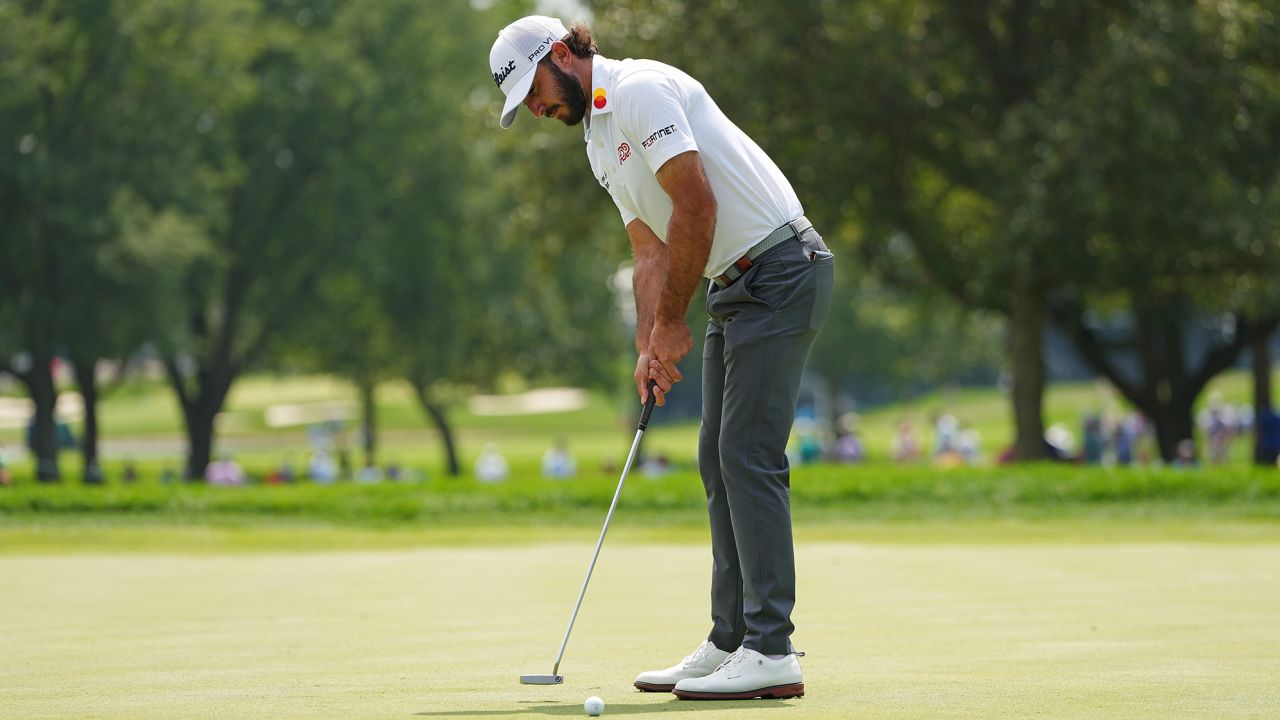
top-left (520, 674), bottom-right (564, 685)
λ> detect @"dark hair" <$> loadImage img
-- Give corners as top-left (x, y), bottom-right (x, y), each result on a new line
top-left (549, 22), bottom-right (596, 60)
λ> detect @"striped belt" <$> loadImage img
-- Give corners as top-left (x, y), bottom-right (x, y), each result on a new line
top-left (712, 216), bottom-right (813, 288)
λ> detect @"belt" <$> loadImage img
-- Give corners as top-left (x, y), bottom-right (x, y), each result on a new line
top-left (712, 216), bottom-right (812, 288)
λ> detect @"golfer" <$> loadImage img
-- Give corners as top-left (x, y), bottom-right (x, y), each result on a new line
top-left (490, 16), bottom-right (833, 700)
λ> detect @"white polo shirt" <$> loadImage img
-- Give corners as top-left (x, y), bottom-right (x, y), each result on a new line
top-left (583, 55), bottom-right (804, 279)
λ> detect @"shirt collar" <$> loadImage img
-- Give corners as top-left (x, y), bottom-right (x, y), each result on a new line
top-left (584, 55), bottom-right (617, 143)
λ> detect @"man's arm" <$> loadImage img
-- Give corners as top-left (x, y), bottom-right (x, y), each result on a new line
top-left (647, 149), bottom-right (717, 403)
top-left (627, 219), bottom-right (666, 404)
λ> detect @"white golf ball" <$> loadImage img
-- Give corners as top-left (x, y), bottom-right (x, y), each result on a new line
top-left (583, 695), bottom-right (605, 716)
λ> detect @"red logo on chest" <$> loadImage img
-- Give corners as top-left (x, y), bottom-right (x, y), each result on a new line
top-left (617, 142), bottom-right (631, 164)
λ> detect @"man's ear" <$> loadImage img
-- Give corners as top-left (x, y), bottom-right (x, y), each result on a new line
top-left (550, 40), bottom-right (573, 68)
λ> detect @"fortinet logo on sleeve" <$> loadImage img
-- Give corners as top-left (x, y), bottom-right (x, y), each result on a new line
top-left (642, 124), bottom-right (678, 148)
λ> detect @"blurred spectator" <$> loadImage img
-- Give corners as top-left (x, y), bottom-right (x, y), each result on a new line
top-left (264, 456), bottom-right (296, 485)
top-left (642, 452), bottom-right (671, 477)
top-left (206, 454), bottom-right (246, 486)
top-left (956, 423), bottom-right (982, 465)
top-left (830, 429), bottom-right (862, 463)
top-left (1174, 438), bottom-right (1198, 468)
top-left (830, 413), bottom-right (863, 464)
top-left (1045, 423), bottom-right (1077, 461)
top-left (122, 458), bottom-right (139, 483)
top-left (793, 418), bottom-right (824, 465)
top-left (385, 459), bottom-right (403, 481)
top-left (891, 420), bottom-right (921, 463)
top-left (1198, 394), bottom-right (1239, 465)
top-left (0, 443), bottom-right (11, 486)
top-left (355, 460), bottom-right (384, 484)
top-left (931, 413), bottom-right (958, 457)
top-left (542, 438), bottom-right (577, 479)
top-left (26, 420), bottom-right (77, 452)
top-left (280, 456), bottom-right (297, 483)
top-left (1082, 414), bottom-right (1106, 465)
top-left (307, 452), bottom-right (339, 484)
top-left (476, 443), bottom-right (509, 483)
top-left (1113, 413), bottom-right (1139, 465)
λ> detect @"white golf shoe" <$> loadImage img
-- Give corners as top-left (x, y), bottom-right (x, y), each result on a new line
top-left (672, 647), bottom-right (804, 700)
top-left (633, 640), bottom-right (731, 692)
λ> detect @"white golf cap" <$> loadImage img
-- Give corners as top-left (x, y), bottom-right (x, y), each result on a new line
top-left (490, 15), bottom-right (569, 129)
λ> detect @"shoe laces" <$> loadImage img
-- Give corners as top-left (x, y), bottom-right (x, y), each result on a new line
top-left (681, 641), bottom-right (718, 668)
top-left (715, 647), bottom-right (752, 673)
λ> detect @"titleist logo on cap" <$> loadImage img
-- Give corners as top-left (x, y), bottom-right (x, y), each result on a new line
top-left (493, 59), bottom-right (516, 87)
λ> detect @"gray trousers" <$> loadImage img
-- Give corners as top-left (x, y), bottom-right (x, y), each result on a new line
top-left (700, 226), bottom-right (834, 656)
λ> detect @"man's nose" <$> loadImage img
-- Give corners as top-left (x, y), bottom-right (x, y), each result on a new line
top-left (524, 97), bottom-right (544, 118)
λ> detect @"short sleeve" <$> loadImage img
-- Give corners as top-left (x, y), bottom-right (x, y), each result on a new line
top-left (614, 199), bottom-right (638, 227)
top-left (616, 72), bottom-right (699, 175)
top-left (594, 169), bottom-right (639, 227)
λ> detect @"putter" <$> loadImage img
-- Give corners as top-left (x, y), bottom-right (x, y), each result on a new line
top-left (520, 382), bottom-right (659, 685)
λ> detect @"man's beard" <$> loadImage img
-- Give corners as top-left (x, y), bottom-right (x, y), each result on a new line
top-left (547, 61), bottom-right (587, 126)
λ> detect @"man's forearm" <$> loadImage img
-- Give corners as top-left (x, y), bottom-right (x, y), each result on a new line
top-left (633, 252), bottom-right (666, 352)
top-left (657, 205), bottom-right (715, 323)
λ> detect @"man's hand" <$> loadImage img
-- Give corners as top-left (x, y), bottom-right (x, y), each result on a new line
top-left (634, 352), bottom-right (654, 405)
top-left (647, 318), bottom-right (691, 406)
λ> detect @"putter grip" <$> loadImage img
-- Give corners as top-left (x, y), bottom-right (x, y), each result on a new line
top-left (638, 381), bottom-right (658, 431)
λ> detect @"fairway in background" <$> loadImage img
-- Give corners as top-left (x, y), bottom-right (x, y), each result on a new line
top-left (0, 368), bottom-right (1272, 482)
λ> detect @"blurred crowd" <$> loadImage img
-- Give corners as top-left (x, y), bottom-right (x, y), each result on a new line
top-left (4, 394), bottom-right (1274, 488)
top-left (779, 393), bottom-right (1272, 469)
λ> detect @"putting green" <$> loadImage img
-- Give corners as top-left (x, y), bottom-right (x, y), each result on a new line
top-left (2, 539), bottom-right (1278, 719)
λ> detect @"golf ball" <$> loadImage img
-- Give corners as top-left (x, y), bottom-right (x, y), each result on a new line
top-left (583, 695), bottom-right (605, 716)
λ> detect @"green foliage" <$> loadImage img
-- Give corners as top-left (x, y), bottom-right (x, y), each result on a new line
top-left (2, 464), bottom-right (1277, 525)
top-left (4, 0), bottom-right (1280, 477)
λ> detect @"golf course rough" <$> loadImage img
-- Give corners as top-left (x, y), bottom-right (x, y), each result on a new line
top-left (1, 538), bottom-right (1278, 719)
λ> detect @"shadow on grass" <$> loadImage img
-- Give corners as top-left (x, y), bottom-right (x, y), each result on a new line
top-left (415, 698), bottom-right (799, 716)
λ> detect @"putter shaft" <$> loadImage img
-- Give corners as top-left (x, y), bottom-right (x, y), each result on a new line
top-left (549, 388), bottom-right (657, 678)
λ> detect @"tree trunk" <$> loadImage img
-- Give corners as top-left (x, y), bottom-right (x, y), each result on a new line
top-left (1148, 401), bottom-right (1196, 464)
top-left (1009, 291), bottom-right (1047, 460)
top-left (411, 381), bottom-right (460, 477)
top-left (183, 404), bottom-right (217, 481)
top-left (165, 359), bottom-right (234, 482)
top-left (359, 379), bottom-right (377, 468)
top-left (27, 352), bottom-right (61, 482)
top-left (72, 356), bottom-right (103, 484)
top-left (1253, 332), bottom-right (1274, 466)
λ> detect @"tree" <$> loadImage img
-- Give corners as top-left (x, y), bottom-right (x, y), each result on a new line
top-left (0, 0), bottom-right (252, 481)
top-left (588, 0), bottom-right (1123, 458)
top-left (326, 0), bottom-right (629, 476)
top-left (282, 263), bottom-right (397, 470)
top-left (157, 2), bottom-right (400, 479)
top-left (1043, 1), bottom-right (1280, 460)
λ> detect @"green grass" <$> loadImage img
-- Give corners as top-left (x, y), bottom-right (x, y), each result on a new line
top-left (2, 536), bottom-right (1278, 719)
top-left (3, 464), bottom-right (1278, 523)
